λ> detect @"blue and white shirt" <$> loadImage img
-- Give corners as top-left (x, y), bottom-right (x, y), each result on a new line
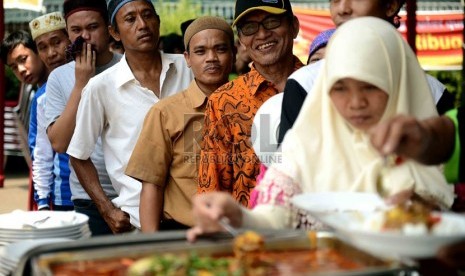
top-left (29, 83), bottom-right (72, 208)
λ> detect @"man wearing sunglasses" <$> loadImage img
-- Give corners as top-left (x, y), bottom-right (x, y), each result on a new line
top-left (198, 0), bottom-right (303, 207)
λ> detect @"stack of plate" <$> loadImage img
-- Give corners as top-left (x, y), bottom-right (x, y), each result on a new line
top-left (0, 210), bottom-right (90, 275)
top-left (0, 238), bottom-right (71, 276)
top-left (0, 210), bottom-right (91, 245)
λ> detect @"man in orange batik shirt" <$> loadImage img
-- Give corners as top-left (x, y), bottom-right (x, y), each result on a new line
top-left (198, 0), bottom-right (303, 207)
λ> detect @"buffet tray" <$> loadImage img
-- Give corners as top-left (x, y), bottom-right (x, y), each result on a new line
top-left (14, 230), bottom-right (405, 275)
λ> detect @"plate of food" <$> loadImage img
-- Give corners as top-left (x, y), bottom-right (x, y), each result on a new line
top-left (318, 202), bottom-right (465, 259)
top-left (291, 192), bottom-right (388, 214)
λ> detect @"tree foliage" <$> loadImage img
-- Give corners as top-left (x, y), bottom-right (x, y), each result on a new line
top-left (5, 66), bottom-right (20, 101)
top-left (427, 70), bottom-right (463, 107)
top-left (155, 0), bottom-right (203, 36)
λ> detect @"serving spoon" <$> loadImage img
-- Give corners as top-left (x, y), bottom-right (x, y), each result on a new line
top-left (219, 217), bottom-right (240, 238)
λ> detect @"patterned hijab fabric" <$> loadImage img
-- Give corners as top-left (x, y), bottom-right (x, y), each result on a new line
top-left (279, 17), bottom-right (454, 208)
top-left (308, 28), bottom-right (335, 60)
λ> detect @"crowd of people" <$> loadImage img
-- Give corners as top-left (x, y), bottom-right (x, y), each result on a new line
top-left (1, 0), bottom-right (464, 271)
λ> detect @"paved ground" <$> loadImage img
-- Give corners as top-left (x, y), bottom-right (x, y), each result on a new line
top-left (0, 156), bottom-right (30, 214)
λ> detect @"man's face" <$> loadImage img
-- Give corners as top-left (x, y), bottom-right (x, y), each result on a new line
top-left (66, 10), bottom-right (110, 54)
top-left (35, 30), bottom-right (71, 71)
top-left (6, 44), bottom-right (45, 85)
top-left (110, 1), bottom-right (160, 53)
top-left (330, 0), bottom-right (388, 27)
top-left (185, 29), bottom-right (234, 93)
top-left (237, 10), bottom-right (298, 68)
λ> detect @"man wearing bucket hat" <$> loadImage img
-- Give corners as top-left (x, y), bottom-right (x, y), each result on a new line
top-left (67, 0), bottom-right (193, 232)
top-left (45, 0), bottom-right (122, 236)
top-left (28, 12), bottom-right (72, 211)
top-left (198, 0), bottom-right (303, 207)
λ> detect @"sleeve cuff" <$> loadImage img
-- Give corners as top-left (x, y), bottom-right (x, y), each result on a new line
top-left (37, 198), bottom-right (50, 209)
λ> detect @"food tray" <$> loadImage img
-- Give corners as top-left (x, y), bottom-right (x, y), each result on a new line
top-left (15, 230), bottom-right (405, 275)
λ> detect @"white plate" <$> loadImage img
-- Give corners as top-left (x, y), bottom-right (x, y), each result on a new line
top-left (291, 192), bottom-right (387, 214)
top-left (0, 210), bottom-right (88, 232)
top-left (319, 211), bottom-right (465, 259)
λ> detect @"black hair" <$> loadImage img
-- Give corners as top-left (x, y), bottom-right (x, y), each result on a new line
top-left (390, 0), bottom-right (406, 28)
top-left (162, 33), bottom-right (185, 54)
top-left (181, 19), bottom-right (196, 38)
top-left (0, 30), bottom-right (37, 63)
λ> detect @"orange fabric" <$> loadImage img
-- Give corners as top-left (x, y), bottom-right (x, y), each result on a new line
top-left (198, 57), bottom-right (303, 207)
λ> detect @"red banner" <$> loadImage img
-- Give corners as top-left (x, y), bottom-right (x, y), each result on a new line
top-left (293, 8), bottom-right (463, 70)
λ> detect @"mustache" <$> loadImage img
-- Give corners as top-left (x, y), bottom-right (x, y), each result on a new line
top-left (204, 64), bottom-right (221, 71)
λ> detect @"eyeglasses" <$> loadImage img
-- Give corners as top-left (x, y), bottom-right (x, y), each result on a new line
top-left (237, 16), bottom-right (284, 36)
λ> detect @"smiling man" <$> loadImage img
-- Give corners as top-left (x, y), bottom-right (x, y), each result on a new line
top-left (198, 0), bottom-right (303, 207)
top-left (66, 0), bottom-right (193, 232)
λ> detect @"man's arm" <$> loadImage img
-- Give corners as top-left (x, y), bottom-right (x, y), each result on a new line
top-left (33, 95), bottom-right (55, 210)
top-left (125, 106), bottom-right (171, 233)
top-left (47, 44), bottom-right (96, 153)
top-left (369, 114), bottom-right (455, 165)
top-left (28, 93), bottom-right (39, 158)
top-left (70, 157), bottom-right (132, 233)
top-left (139, 182), bottom-right (164, 233)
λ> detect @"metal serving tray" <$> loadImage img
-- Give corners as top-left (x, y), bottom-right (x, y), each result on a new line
top-left (14, 230), bottom-right (405, 276)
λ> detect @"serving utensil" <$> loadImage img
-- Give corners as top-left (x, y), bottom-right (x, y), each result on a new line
top-left (219, 217), bottom-right (239, 238)
top-left (376, 157), bottom-right (389, 198)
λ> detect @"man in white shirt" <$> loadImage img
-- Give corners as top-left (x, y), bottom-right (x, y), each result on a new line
top-left (67, 0), bottom-right (193, 231)
top-left (45, 0), bottom-right (122, 236)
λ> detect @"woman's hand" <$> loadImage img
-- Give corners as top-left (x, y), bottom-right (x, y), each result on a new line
top-left (187, 192), bottom-right (242, 242)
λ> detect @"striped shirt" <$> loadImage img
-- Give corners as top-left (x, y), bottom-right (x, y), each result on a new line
top-left (29, 83), bottom-right (72, 208)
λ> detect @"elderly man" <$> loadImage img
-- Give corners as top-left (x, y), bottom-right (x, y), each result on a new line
top-left (67, 0), bottom-right (193, 232)
top-left (45, 0), bottom-right (122, 236)
top-left (28, 12), bottom-right (72, 211)
top-left (198, 0), bottom-right (303, 207)
top-left (126, 16), bottom-right (235, 232)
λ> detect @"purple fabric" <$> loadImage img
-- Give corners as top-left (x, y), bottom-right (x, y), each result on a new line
top-left (308, 28), bottom-right (336, 59)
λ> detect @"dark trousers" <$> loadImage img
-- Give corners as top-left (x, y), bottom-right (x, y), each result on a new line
top-left (73, 199), bottom-right (113, 236)
top-left (52, 205), bottom-right (74, 211)
top-left (159, 219), bottom-right (189, 231)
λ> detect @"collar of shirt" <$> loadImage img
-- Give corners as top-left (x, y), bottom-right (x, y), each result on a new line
top-left (113, 52), bottom-right (177, 89)
top-left (249, 55), bottom-right (304, 96)
top-left (187, 80), bottom-right (208, 109)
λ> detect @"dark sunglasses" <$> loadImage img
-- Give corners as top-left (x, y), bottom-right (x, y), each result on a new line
top-left (237, 15), bottom-right (284, 36)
